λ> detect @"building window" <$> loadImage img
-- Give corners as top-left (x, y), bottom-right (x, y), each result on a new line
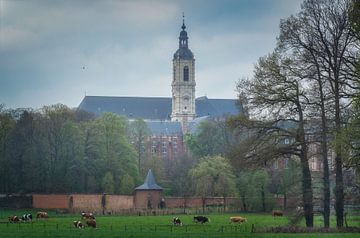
top-left (284, 158), bottom-right (289, 169)
top-left (183, 66), bottom-right (189, 81)
top-left (284, 138), bottom-right (290, 144)
top-left (274, 160), bottom-right (278, 170)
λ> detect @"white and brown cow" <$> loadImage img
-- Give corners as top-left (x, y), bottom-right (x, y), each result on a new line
top-left (36, 211), bottom-right (48, 219)
top-left (8, 215), bottom-right (20, 223)
top-left (229, 216), bottom-right (247, 224)
top-left (81, 212), bottom-right (95, 220)
top-left (86, 219), bottom-right (97, 228)
top-left (73, 220), bottom-right (84, 229)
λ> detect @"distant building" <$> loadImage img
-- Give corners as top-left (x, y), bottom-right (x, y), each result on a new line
top-left (78, 18), bottom-right (242, 158)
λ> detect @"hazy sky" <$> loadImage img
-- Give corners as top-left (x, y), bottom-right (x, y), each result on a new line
top-left (0, 0), bottom-right (303, 109)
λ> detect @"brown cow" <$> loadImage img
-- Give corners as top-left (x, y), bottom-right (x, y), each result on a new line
top-left (73, 220), bottom-right (84, 229)
top-left (229, 216), bottom-right (247, 224)
top-left (86, 219), bottom-right (97, 228)
top-left (8, 215), bottom-right (20, 223)
top-left (81, 212), bottom-right (95, 220)
top-left (272, 210), bottom-right (283, 217)
top-left (36, 211), bottom-right (49, 219)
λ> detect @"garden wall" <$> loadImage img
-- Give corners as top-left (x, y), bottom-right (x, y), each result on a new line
top-left (33, 194), bottom-right (69, 209)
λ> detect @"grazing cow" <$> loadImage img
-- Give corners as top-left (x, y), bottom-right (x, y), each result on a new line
top-left (21, 213), bottom-right (33, 222)
top-left (272, 210), bottom-right (283, 217)
top-left (36, 211), bottom-right (48, 219)
top-left (172, 217), bottom-right (182, 226)
top-left (86, 219), bottom-right (97, 228)
top-left (229, 216), bottom-right (247, 224)
top-left (8, 215), bottom-right (20, 223)
top-left (193, 216), bottom-right (210, 224)
top-left (73, 220), bottom-right (84, 229)
top-left (81, 212), bottom-right (95, 220)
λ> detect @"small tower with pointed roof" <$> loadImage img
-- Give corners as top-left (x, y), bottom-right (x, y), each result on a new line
top-left (171, 14), bottom-right (196, 124)
top-left (134, 169), bottom-right (163, 209)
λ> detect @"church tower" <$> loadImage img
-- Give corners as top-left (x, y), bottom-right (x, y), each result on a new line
top-left (171, 16), bottom-right (196, 123)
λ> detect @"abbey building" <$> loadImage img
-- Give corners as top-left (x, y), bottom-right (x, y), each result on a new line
top-left (78, 19), bottom-right (242, 159)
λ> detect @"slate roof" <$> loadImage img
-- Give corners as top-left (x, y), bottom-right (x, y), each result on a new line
top-left (78, 96), bottom-right (241, 120)
top-left (145, 121), bottom-right (182, 136)
top-left (135, 169), bottom-right (163, 190)
top-left (173, 48), bottom-right (194, 60)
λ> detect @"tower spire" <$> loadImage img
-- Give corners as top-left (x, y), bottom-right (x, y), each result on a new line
top-left (182, 12), bottom-right (186, 30)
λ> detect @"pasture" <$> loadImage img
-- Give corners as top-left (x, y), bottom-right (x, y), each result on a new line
top-left (0, 209), bottom-right (359, 238)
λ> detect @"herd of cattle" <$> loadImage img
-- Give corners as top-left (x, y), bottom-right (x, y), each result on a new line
top-left (7, 210), bottom-right (284, 229)
top-left (8, 211), bottom-right (97, 229)
top-left (8, 211), bottom-right (48, 223)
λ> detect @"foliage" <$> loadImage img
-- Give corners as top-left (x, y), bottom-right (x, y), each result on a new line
top-left (128, 118), bottom-right (151, 173)
top-left (189, 155), bottom-right (237, 198)
top-left (185, 119), bottom-right (233, 158)
top-left (236, 169), bottom-right (275, 212)
top-left (101, 172), bottom-right (115, 194)
top-left (0, 106), bottom-right (140, 194)
top-left (119, 173), bottom-right (135, 195)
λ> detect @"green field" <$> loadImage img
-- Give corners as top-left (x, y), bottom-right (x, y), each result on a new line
top-left (0, 209), bottom-right (359, 238)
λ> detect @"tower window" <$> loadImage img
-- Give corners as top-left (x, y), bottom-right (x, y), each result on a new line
top-left (183, 66), bottom-right (189, 81)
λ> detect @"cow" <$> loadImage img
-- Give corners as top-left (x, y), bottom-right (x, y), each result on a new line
top-left (172, 217), bottom-right (182, 226)
top-left (86, 219), bottom-right (97, 228)
top-left (272, 210), bottom-right (283, 217)
top-left (21, 213), bottom-right (33, 222)
top-left (8, 215), bottom-right (20, 223)
top-left (81, 212), bottom-right (95, 220)
top-left (36, 211), bottom-right (48, 219)
top-left (73, 220), bottom-right (84, 229)
top-left (229, 216), bottom-right (247, 224)
top-left (193, 216), bottom-right (210, 224)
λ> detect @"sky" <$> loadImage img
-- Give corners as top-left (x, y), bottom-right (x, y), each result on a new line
top-left (0, 0), bottom-right (303, 109)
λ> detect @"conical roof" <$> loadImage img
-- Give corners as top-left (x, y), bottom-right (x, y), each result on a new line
top-left (135, 169), bottom-right (163, 190)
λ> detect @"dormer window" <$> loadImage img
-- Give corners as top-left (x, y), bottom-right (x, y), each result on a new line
top-left (183, 66), bottom-right (189, 81)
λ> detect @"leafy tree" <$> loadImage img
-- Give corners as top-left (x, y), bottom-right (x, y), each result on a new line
top-left (128, 118), bottom-right (150, 173)
top-left (119, 173), bottom-right (135, 195)
top-left (101, 172), bottom-right (115, 194)
top-left (189, 155), bottom-right (237, 212)
top-left (0, 106), bottom-right (15, 193)
top-left (168, 154), bottom-right (197, 197)
top-left (185, 119), bottom-right (233, 158)
top-left (95, 113), bottom-right (139, 193)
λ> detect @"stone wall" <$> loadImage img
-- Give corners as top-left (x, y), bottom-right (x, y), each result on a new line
top-left (33, 194), bottom-right (69, 209)
top-left (105, 195), bottom-right (134, 212)
top-left (70, 194), bottom-right (103, 213)
top-left (3, 194), bottom-right (246, 212)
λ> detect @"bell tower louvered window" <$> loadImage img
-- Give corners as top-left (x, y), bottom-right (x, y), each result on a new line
top-left (183, 66), bottom-right (189, 81)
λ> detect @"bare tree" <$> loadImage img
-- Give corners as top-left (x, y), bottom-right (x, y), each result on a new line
top-left (279, 0), bottom-right (359, 227)
top-left (232, 52), bottom-right (314, 227)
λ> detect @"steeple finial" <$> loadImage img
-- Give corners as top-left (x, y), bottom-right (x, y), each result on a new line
top-left (182, 12), bottom-right (186, 30)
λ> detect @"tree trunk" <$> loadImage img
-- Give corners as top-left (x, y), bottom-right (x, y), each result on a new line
top-left (202, 197), bottom-right (205, 214)
top-left (261, 185), bottom-right (266, 212)
top-left (314, 59), bottom-right (331, 228)
top-left (241, 195), bottom-right (247, 212)
top-left (298, 101), bottom-right (314, 227)
top-left (334, 80), bottom-right (344, 228)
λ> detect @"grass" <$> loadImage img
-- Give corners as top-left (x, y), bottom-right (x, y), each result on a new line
top-left (0, 209), bottom-right (359, 238)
